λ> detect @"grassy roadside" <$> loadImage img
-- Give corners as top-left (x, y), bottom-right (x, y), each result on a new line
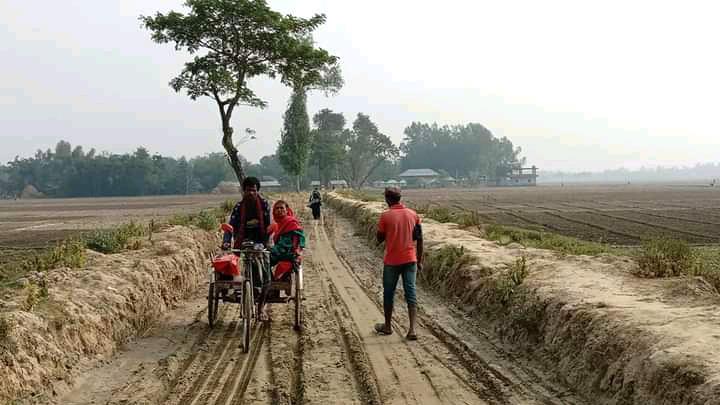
top-left (0, 200), bottom-right (235, 291)
top-left (333, 189), bottom-right (720, 292)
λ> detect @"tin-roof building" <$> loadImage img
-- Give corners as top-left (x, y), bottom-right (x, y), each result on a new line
top-left (399, 169), bottom-right (440, 187)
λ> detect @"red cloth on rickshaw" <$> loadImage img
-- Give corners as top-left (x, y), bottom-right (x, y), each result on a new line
top-left (212, 253), bottom-right (240, 276)
top-left (273, 261), bottom-right (293, 281)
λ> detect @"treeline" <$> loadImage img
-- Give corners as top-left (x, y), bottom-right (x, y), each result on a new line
top-left (0, 115), bottom-right (523, 197)
top-left (0, 142), bottom-right (266, 198)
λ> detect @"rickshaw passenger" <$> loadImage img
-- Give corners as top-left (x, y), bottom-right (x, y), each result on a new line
top-left (268, 200), bottom-right (305, 282)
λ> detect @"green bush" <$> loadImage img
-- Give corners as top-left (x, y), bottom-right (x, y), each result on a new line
top-left (22, 283), bottom-right (42, 312)
top-left (497, 256), bottom-right (529, 304)
top-left (85, 221), bottom-right (145, 254)
top-left (220, 199), bottom-right (235, 215)
top-left (195, 209), bottom-right (219, 231)
top-left (417, 205), bottom-right (482, 228)
top-left (168, 214), bottom-right (193, 227)
top-left (168, 209), bottom-right (222, 231)
top-left (484, 224), bottom-right (618, 256)
top-left (636, 238), bottom-right (694, 278)
top-left (692, 248), bottom-right (720, 291)
top-left (336, 189), bottom-right (383, 202)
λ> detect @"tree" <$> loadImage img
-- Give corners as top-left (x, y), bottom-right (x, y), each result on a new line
top-left (310, 109), bottom-right (346, 186)
top-left (278, 87), bottom-right (311, 191)
top-left (400, 122), bottom-right (522, 181)
top-left (341, 113), bottom-right (399, 188)
top-left (141, 0), bottom-right (341, 184)
top-left (55, 141), bottom-right (72, 159)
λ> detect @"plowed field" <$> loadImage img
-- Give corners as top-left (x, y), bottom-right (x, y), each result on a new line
top-left (401, 184), bottom-right (720, 245)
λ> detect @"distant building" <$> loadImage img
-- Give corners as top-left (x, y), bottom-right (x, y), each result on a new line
top-left (311, 180), bottom-right (321, 187)
top-left (261, 176), bottom-right (282, 189)
top-left (399, 169), bottom-right (440, 187)
top-left (329, 179), bottom-right (348, 189)
top-left (497, 166), bottom-right (538, 187)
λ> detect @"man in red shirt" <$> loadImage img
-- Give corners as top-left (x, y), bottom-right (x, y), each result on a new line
top-left (374, 187), bottom-right (423, 340)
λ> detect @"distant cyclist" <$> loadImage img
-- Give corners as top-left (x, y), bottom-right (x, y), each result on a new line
top-left (308, 187), bottom-right (322, 220)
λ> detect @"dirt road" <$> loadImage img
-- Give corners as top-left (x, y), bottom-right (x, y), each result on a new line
top-left (57, 206), bottom-right (585, 405)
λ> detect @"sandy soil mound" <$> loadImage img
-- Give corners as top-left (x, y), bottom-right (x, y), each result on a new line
top-left (0, 226), bottom-right (216, 403)
top-left (327, 192), bottom-right (720, 405)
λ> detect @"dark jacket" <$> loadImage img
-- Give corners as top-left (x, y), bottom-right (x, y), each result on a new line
top-left (223, 196), bottom-right (271, 247)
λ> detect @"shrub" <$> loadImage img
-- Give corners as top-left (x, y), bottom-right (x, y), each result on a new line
top-left (484, 224), bottom-right (618, 256)
top-left (85, 221), bottom-right (146, 254)
top-left (195, 209), bottom-right (219, 231)
top-left (497, 256), bottom-right (529, 304)
top-left (220, 199), bottom-right (235, 215)
top-left (636, 238), bottom-right (694, 278)
top-left (22, 283), bottom-right (42, 312)
top-left (421, 245), bottom-right (477, 294)
top-left (168, 214), bottom-right (193, 227)
top-left (336, 189), bottom-right (383, 202)
top-left (414, 205), bottom-right (481, 228)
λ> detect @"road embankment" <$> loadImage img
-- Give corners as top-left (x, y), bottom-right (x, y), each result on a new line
top-left (0, 226), bottom-right (216, 403)
top-left (327, 192), bottom-right (720, 405)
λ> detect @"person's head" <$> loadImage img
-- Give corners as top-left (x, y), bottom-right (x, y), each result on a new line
top-left (273, 200), bottom-right (289, 219)
top-left (242, 176), bottom-right (261, 199)
top-left (384, 187), bottom-right (402, 206)
top-left (313, 187), bottom-right (319, 191)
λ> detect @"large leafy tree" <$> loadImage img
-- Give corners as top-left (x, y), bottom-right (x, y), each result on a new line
top-left (141, 0), bottom-right (341, 183)
top-left (310, 108), bottom-right (346, 186)
top-left (341, 113), bottom-right (399, 188)
top-left (278, 87), bottom-right (311, 191)
top-left (400, 122), bottom-right (522, 181)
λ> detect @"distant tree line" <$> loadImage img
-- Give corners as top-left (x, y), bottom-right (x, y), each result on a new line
top-left (0, 141), bottom-right (271, 198)
top-left (0, 117), bottom-right (524, 198)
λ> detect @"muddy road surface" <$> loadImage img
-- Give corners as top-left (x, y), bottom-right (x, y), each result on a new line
top-left (57, 207), bottom-right (586, 405)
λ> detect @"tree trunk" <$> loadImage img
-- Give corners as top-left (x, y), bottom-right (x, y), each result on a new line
top-left (296, 175), bottom-right (301, 193)
top-left (221, 123), bottom-right (245, 184)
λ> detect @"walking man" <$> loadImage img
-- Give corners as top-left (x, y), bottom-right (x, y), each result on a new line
top-left (374, 187), bottom-right (423, 340)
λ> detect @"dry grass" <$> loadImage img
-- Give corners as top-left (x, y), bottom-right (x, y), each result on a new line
top-left (635, 238), bottom-right (695, 278)
top-left (483, 223), bottom-right (624, 256)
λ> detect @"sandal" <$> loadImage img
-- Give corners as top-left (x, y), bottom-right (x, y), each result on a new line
top-left (406, 333), bottom-right (418, 341)
top-left (374, 323), bottom-right (392, 335)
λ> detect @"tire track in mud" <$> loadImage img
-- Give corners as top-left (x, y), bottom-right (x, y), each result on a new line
top-left (171, 305), bottom-right (244, 405)
top-left (325, 208), bottom-right (588, 405)
top-left (310, 223), bottom-right (486, 405)
top-left (317, 259), bottom-right (384, 405)
top-left (166, 305), bottom-right (270, 405)
top-left (332, 250), bottom-right (510, 404)
top-left (215, 322), bottom-right (266, 405)
top-left (158, 305), bottom-right (232, 403)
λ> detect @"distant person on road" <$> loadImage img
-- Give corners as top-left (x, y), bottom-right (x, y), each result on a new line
top-left (374, 187), bottom-right (423, 340)
top-left (308, 187), bottom-right (322, 220)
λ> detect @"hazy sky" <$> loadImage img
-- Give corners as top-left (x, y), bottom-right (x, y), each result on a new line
top-left (1, 0), bottom-right (719, 172)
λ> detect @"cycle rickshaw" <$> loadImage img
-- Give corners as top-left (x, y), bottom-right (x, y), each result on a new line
top-left (207, 223), bottom-right (303, 352)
